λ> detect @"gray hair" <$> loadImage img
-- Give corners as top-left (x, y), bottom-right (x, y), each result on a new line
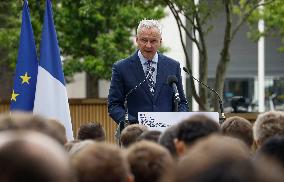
top-left (137, 19), bottom-right (162, 35)
top-left (253, 111), bottom-right (284, 146)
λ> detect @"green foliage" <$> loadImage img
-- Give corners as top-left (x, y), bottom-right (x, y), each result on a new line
top-left (0, 1), bottom-right (22, 71)
top-left (161, 0), bottom-right (280, 110)
top-left (0, 0), bottom-right (57, 71)
top-left (0, 0), bottom-right (166, 81)
top-left (244, 0), bottom-right (284, 51)
top-left (54, 0), bottom-right (166, 79)
top-left (263, 0), bottom-right (284, 51)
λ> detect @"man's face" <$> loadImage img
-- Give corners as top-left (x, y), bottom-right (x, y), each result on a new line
top-left (136, 27), bottom-right (162, 60)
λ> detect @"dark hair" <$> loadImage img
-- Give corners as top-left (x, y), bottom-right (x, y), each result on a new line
top-left (258, 135), bottom-right (284, 168)
top-left (158, 125), bottom-right (178, 157)
top-left (176, 114), bottom-right (220, 145)
top-left (77, 122), bottom-right (105, 141)
top-left (221, 116), bottom-right (253, 146)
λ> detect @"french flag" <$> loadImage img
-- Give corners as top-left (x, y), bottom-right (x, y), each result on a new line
top-left (34, 0), bottom-right (73, 140)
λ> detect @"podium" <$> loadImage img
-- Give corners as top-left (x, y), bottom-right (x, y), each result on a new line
top-left (138, 112), bottom-right (219, 132)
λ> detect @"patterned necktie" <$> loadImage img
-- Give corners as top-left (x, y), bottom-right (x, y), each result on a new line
top-left (146, 60), bottom-right (155, 95)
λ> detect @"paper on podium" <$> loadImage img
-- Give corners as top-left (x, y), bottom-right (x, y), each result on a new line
top-left (138, 112), bottom-right (219, 132)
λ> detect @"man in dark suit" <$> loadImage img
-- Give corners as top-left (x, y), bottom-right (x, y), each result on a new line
top-left (108, 19), bottom-right (189, 128)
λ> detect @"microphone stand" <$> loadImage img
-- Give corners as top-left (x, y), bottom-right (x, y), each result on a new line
top-left (183, 67), bottom-right (226, 124)
top-left (173, 92), bottom-right (180, 112)
top-left (116, 99), bottom-right (130, 146)
top-left (124, 99), bottom-right (130, 128)
top-left (174, 99), bottom-right (179, 112)
top-left (218, 99), bottom-right (226, 124)
top-left (167, 75), bottom-right (181, 112)
top-left (123, 67), bottom-right (156, 127)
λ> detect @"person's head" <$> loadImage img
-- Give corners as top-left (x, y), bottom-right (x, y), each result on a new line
top-left (120, 124), bottom-right (148, 147)
top-left (67, 140), bottom-right (95, 157)
top-left (137, 130), bottom-right (161, 143)
top-left (221, 116), bottom-right (253, 147)
top-left (64, 140), bottom-right (80, 153)
top-left (0, 131), bottom-right (74, 182)
top-left (257, 135), bottom-right (284, 168)
top-left (158, 125), bottom-right (178, 157)
top-left (253, 111), bottom-right (284, 148)
top-left (176, 135), bottom-right (252, 182)
top-left (45, 118), bottom-right (68, 145)
top-left (126, 141), bottom-right (174, 182)
top-left (136, 19), bottom-right (162, 60)
top-left (71, 142), bottom-right (133, 182)
top-left (0, 112), bottom-right (47, 131)
top-left (0, 112), bottom-right (66, 145)
top-left (77, 122), bottom-right (106, 142)
top-left (175, 114), bottom-right (220, 156)
top-left (175, 134), bottom-right (284, 182)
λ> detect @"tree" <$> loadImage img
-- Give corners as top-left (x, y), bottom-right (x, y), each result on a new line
top-left (0, 1), bottom-right (23, 100)
top-left (160, 0), bottom-right (275, 112)
top-left (0, 0), bottom-right (166, 99)
top-left (246, 0), bottom-right (284, 52)
top-left (54, 0), bottom-right (166, 97)
top-left (0, 0), bottom-right (54, 70)
top-left (0, 0), bottom-right (57, 100)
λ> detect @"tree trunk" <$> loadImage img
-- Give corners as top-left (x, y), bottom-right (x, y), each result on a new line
top-left (199, 50), bottom-right (209, 111)
top-left (86, 74), bottom-right (99, 98)
top-left (213, 0), bottom-right (232, 112)
top-left (214, 52), bottom-right (230, 112)
top-left (193, 2), bottom-right (210, 111)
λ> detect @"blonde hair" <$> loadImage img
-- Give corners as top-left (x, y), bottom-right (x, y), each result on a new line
top-left (253, 111), bottom-right (284, 146)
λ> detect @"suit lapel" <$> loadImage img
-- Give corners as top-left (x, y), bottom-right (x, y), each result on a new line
top-left (153, 54), bottom-right (167, 103)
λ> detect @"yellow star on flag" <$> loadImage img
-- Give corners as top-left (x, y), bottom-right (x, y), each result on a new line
top-left (20, 72), bottom-right (31, 84)
top-left (11, 90), bottom-right (19, 102)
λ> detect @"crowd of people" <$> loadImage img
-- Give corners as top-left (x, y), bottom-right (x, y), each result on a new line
top-left (0, 111), bottom-right (283, 182)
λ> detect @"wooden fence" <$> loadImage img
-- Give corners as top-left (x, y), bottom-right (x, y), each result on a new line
top-left (0, 99), bottom-right (259, 143)
top-left (0, 99), bottom-right (117, 143)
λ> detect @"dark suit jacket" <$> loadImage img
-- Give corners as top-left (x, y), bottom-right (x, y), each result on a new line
top-left (108, 51), bottom-right (189, 124)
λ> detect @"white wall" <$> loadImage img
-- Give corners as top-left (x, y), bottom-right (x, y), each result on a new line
top-left (160, 7), bottom-right (186, 91)
top-left (66, 72), bottom-right (86, 98)
top-left (98, 79), bottom-right (110, 98)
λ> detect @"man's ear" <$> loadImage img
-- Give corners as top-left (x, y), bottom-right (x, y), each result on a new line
top-left (174, 138), bottom-right (186, 157)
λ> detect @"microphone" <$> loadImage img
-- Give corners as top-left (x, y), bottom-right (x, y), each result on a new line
top-left (167, 75), bottom-right (180, 112)
top-left (124, 67), bottom-right (155, 126)
top-left (182, 67), bottom-right (226, 123)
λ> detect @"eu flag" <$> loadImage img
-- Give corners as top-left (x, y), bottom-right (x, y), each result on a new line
top-left (33, 0), bottom-right (73, 140)
top-left (10, 0), bottom-right (38, 111)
